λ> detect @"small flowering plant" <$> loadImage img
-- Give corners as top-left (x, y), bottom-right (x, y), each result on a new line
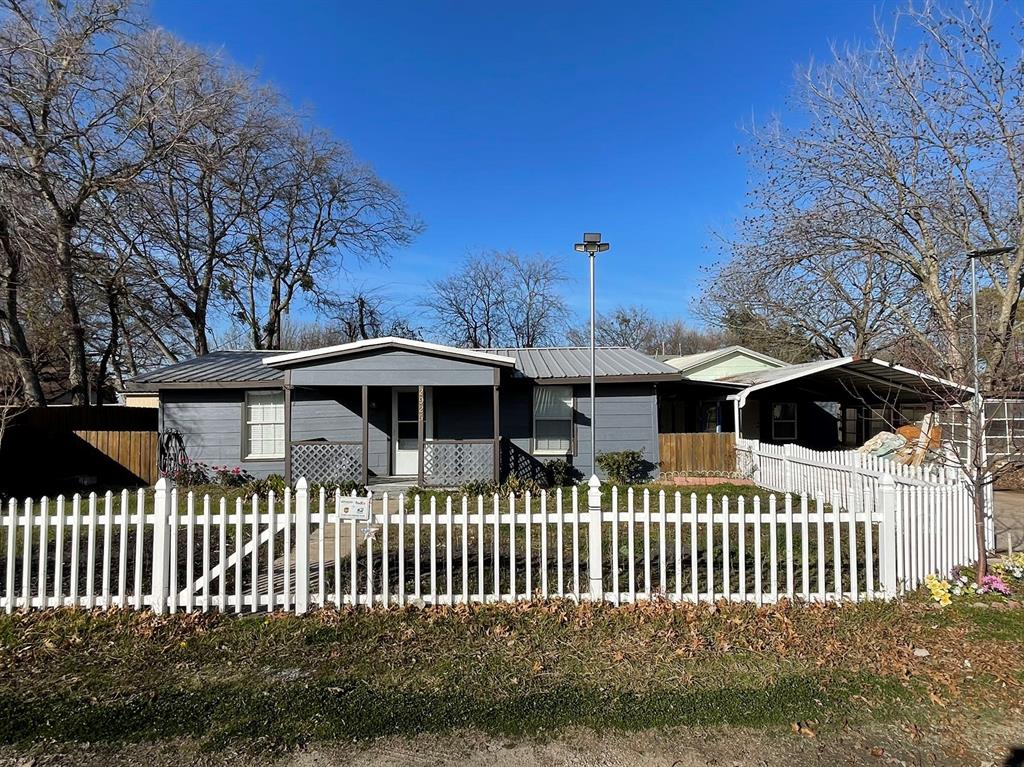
top-left (949, 573), bottom-right (970, 597)
top-left (211, 465), bottom-right (254, 488)
top-left (975, 574), bottom-right (1012, 596)
top-left (993, 553), bottom-right (1024, 582)
top-left (924, 574), bottom-right (952, 607)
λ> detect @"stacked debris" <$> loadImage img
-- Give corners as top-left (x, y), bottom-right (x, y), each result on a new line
top-left (857, 414), bottom-right (945, 466)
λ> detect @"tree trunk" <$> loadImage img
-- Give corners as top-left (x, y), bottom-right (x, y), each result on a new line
top-left (55, 219), bottom-right (89, 405)
top-left (974, 484), bottom-right (988, 582)
top-left (94, 284), bottom-right (120, 406)
top-left (0, 209), bottom-right (45, 406)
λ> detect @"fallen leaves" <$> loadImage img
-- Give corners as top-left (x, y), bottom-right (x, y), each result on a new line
top-left (791, 720), bottom-right (817, 738)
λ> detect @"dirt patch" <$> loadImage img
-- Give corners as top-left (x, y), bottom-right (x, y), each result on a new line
top-left (3, 721), bottom-right (1022, 767)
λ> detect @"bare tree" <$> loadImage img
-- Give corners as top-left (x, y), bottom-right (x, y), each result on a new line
top-left (0, 188), bottom-right (45, 403)
top-left (703, 1), bottom-right (1024, 581)
top-left (701, 211), bottom-right (915, 358)
top-left (427, 251), bottom-right (569, 348)
top-left (281, 287), bottom-right (422, 349)
top-left (566, 306), bottom-right (729, 355)
top-left (0, 356), bottom-right (22, 449)
top-left (223, 129), bottom-right (421, 350)
top-left (0, 0), bottom-right (216, 402)
top-left (708, 2), bottom-right (1024, 386)
top-left (567, 305), bottom-right (658, 350)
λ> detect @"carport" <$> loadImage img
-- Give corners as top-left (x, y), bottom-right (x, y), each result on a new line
top-left (722, 358), bottom-right (972, 450)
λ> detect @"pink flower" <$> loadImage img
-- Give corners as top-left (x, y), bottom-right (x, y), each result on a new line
top-left (981, 575), bottom-right (1011, 596)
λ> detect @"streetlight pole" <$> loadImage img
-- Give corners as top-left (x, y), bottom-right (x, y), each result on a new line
top-left (966, 244), bottom-right (1014, 572)
top-left (966, 246), bottom-right (1013, 396)
top-left (575, 233), bottom-right (610, 477)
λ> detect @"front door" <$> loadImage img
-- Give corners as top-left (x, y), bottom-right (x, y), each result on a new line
top-left (392, 388), bottom-right (419, 475)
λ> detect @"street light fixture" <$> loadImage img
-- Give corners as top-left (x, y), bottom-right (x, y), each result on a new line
top-left (575, 232), bottom-right (610, 478)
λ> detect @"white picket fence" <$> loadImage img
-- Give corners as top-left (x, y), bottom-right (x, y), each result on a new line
top-left (735, 438), bottom-right (994, 550)
top-left (1, 467), bottom-right (979, 614)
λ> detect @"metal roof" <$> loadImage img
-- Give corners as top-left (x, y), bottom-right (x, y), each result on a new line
top-left (127, 350), bottom-right (284, 389)
top-left (129, 344), bottom-right (679, 389)
top-left (263, 337), bottom-right (516, 368)
top-left (660, 345), bottom-right (787, 376)
top-left (721, 357), bottom-right (972, 406)
top-left (484, 346), bottom-right (680, 381)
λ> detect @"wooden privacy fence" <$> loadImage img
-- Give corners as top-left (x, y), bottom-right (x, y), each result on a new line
top-left (1, 473), bottom-right (978, 614)
top-left (659, 432), bottom-right (736, 474)
top-left (1, 406), bottom-right (158, 492)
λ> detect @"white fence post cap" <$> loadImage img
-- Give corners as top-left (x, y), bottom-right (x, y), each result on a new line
top-left (588, 474), bottom-right (601, 489)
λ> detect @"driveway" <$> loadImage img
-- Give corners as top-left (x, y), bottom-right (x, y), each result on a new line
top-left (995, 489), bottom-right (1024, 552)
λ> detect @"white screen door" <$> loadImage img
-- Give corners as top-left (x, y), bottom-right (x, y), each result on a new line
top-left (392, 388), bottom-right (419, 475)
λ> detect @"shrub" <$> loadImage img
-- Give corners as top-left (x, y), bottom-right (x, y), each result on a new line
top-left (545, 458), bottom-right (579, 487)
top-left (458, 480), bottom-right (495, 497)
top-left (210, 465), bottom-right (254, 488)
top-left (244, 473), bottom-right (287, 496)
top-left (595, 449), bottom-right (649, 484)
top-left (164, 458), bottom-right (210, 486)
top-left (500, 474), bottom-right (544, 496)
top-left (311, 479), bottom-right (366, 496)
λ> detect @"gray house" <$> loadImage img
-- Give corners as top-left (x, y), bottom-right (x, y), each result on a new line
top-left (129, 337), bottom-right (680, 486)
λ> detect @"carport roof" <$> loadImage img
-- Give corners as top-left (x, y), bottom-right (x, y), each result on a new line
top-left (722, 357), bottom-right (972, 407)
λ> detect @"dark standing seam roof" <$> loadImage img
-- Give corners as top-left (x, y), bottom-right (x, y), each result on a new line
top-left (483, 347), bottom-right (680, 379)
top-left (128, 345), bottom-right (680, 389)
top-left (128, 350), bottom-right (285, 387)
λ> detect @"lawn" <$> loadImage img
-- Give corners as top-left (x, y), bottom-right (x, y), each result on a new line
top-left (0, 585), bottom-right (1022, 751)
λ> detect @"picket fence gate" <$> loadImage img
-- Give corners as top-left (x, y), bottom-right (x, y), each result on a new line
top-left (1, 469), bottom-right (979, 614)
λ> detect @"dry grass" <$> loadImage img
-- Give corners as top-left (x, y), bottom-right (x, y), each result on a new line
top-left (0, 583), bottom-right (1022, 749)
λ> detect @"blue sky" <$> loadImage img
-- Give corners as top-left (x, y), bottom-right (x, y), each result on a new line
top-left (150, 1), bottom-right (884, 328)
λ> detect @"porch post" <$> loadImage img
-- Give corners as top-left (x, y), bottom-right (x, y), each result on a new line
top-left (361, 385), bottom-right (369, 487)
top-left (284, 373), bottom-right (293, 485)
top-left (492, 370), bottom-right (501, 483)
top-left (417, 385), bottom-right (425, 485)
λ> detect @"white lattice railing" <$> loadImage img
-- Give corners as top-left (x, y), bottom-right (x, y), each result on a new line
top-left (290, 441), bottom-right (362, 484)
top-left (422, 439), bottom-right (495, 486)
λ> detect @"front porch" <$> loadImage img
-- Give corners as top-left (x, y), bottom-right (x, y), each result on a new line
top-left (285, 383), bottom-right (501, 488)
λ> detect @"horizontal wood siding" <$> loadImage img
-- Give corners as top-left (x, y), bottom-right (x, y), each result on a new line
top-left (658, 433), bottom-right (736, 474)
top-left (162, 390), bottom-right (283, 478)
top-left (289, 350), bottom-right (496, 387)
top-left (291, 388), bottom-right (389, 477)
top-left (574, 384), bottom-right (660, 479)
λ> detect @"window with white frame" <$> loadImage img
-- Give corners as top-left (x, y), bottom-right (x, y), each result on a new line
top-left (244, 390), bottom-right (285, 459)
top-left (533, 385), bottom-right (573, 455)
top-left (771, 402), bottom-right (797, 441)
